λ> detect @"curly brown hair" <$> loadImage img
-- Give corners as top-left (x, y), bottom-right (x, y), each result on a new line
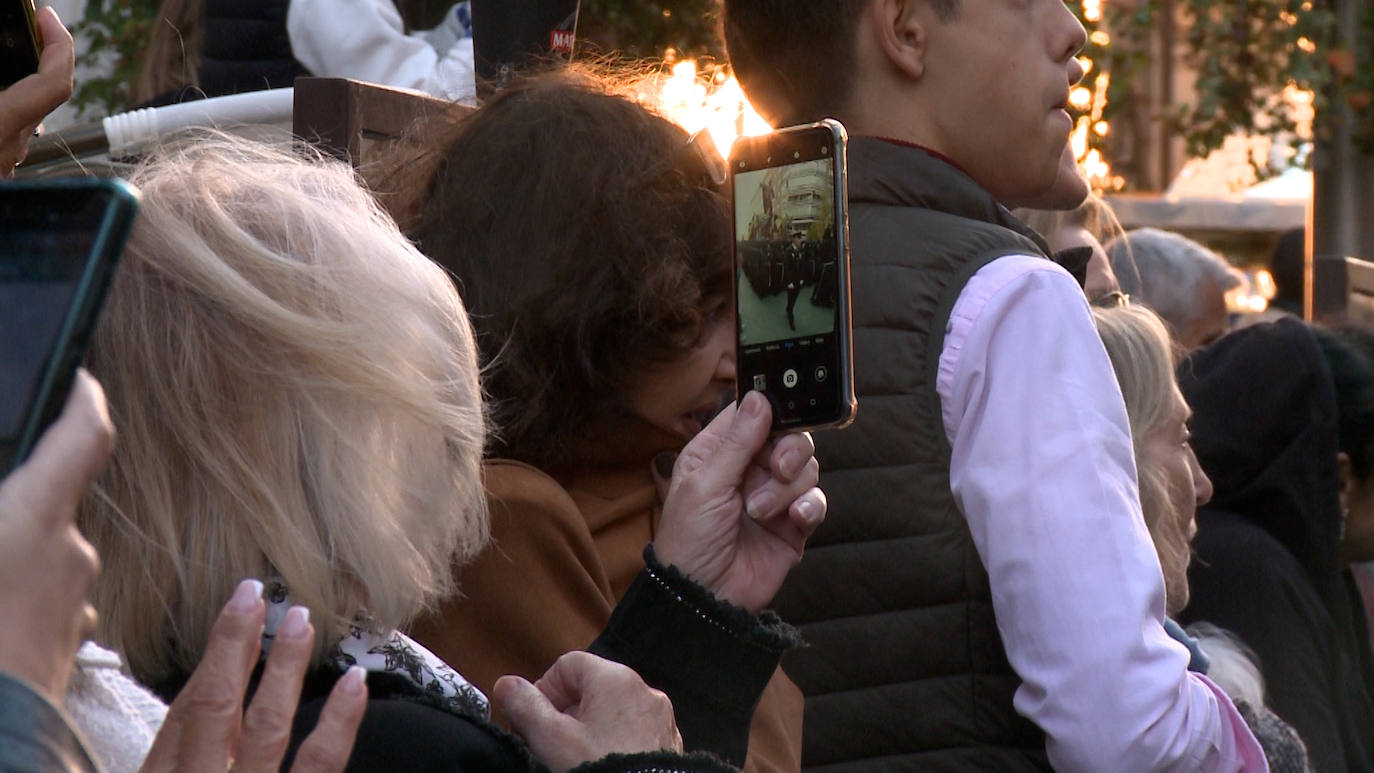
top-left (387, 69), bottom-right (732, 472)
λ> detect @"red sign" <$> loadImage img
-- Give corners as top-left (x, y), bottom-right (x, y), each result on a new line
top-left (550, 29), bottom-right (575, 54)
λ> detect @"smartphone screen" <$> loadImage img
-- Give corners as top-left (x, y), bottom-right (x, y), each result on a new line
top-left (0, 180), bottom-right (139, 472)
top-left (0, 0), bottom-right (40, 88)
top-left (731, 120), bottom-right (855, 432)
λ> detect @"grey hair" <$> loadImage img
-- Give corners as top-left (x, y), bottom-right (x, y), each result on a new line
top-left (1186, 622), bottom-right (1267, 708)
top-left (1106, 228), bottom-right (1242, 333)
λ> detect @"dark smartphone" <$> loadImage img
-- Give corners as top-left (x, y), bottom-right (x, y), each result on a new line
top-left (0, 0), bottom-right (40, 89)
top-left (731, 119), bottom-right (856, 433)
top-left (0, 178), bottom-right (140, 474)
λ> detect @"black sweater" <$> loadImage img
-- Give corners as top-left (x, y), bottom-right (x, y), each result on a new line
top-left (1178, 319), bottom-right (1374, 773)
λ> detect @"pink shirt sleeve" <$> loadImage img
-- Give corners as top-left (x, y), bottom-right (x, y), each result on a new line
top-left (937, 255), bottom-right (1267, 772)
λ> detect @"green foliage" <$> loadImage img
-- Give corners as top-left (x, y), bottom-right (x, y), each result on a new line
top-left (1098, 0), bottom-right (1364, 173)
top-left (577, 0), bottom-right (724, 60)
top-left (71, 0), bottom-right (163, 120)
top-left (1171, 0), bottom-right (1335, 160)
top-left (1330, 0), bottom-right (1374, 153)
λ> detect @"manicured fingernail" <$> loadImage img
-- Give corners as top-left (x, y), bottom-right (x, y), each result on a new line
top-left (746, 491), bottom-right (777, 520)
top-left (230, 579), bottom-right (264, 614)
top-left (741, 391), bottom-right (765, 418)
top-left (339, 665), bottom-right (367, 696)
top-left (280, 606), bottom-right (311, 640)
top-left (653, 451), bottom-right (677, 479)
top-left (779, 449), bottom-right (803, 479)
top-left (796, 498), bottom-right (822, 527)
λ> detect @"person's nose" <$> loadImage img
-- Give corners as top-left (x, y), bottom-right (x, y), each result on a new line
top-left (714, 320), bottom-right (737, 381)
top-left (1190, 449), bottom-right (1213, 506)
top-left (1057, 5), bottom-right (1087, 84)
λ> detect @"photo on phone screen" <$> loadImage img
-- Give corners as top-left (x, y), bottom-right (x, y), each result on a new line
top-left (731, 120), bottom-right (855, 433)
top-left (0, 178), bottom-right (139, 473)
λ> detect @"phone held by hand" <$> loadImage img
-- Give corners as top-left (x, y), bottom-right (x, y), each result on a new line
top-left (0, 0), bottom-right (40, 89)
top-left (0, 178), bottom-right (141, 474)
top-left (730, 119), bottom-right (856, 434)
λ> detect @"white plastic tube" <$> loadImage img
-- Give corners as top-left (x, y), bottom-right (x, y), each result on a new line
top-left (101, 87), bottom-right (295, 158)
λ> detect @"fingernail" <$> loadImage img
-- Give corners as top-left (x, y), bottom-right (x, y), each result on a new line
top-left (653, 451), bottom-right (677, 479)
top-left (230, 579), bottom-right (264, 614)
top-left (339, 665), bottom-right (367, 696)
top-left (741, 391), bottom-right (765, 418)
top-left (796, 498), bottom-right (822, 527)
top-left (280, 606), bottom-right (311, 640)
top-left (746, 491), bottom-right (777, 520)
top-left (779, 449), bottom-right (803, 479)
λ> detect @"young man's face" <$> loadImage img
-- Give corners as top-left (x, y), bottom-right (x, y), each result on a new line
top-left (919, 0), bottom-right (1086, 203)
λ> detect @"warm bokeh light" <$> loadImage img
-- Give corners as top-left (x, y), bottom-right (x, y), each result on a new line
top-left (640, 60), bottom-right (772, 157)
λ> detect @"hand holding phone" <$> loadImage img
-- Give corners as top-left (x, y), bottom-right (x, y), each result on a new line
top-left (1, 177), bottom-right (140, 474)
top-left (1, 5), bottom-right (74, 175)
top-left (731, 119), bottom-right (856, 433)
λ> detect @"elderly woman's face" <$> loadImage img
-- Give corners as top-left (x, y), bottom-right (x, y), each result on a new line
top-left (1141, 390), bottom-right (1213, 615)
top-left (627, 292), bottom-right (737, 440)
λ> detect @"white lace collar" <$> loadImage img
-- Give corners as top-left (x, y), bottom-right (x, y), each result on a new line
top-left (262, 580), bottom-right (489, 719)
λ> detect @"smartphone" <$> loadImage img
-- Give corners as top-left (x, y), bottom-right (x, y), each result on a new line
top-left (731, 119), bottom-right (856, 433)
top-left (0, 178), bottom-right (140, 474)
top-left (0, 0), bottom-right (40, 89)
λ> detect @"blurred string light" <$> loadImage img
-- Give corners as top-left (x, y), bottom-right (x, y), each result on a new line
top-left (1071, 0), bottom-right (1126, 192)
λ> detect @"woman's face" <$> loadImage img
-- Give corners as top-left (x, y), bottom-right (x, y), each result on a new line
top-left (627, 292), bottom-right (737, 439)
top-left (1141, 389), bottom-right (1213, 614)
top-left (1050, 224), bottom-right (1121, 302)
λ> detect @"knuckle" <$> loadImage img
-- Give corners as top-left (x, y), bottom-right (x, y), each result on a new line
top-left (180, 675), bottom-right (244, 719)
top-left (241, 702), bottom-right (295, 743)
top-left (293, 739), bottom-right (344, 772)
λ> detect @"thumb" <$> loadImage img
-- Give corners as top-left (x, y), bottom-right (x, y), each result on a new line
top-left (650, 452), bottom-right (676, 501)
top-left (678, 391), bottom-right (772, 488)
top-left (494, 675), bottom-right (565, 741)
top-left (8, 371), bottom-right (114, 522)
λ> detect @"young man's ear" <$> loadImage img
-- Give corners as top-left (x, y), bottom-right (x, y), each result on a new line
top-left (870, 0), bottom-right (929, 80)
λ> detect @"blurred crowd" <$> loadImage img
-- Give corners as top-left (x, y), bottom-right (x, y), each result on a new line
top-left (2, 1), bottom-right (1372, 772)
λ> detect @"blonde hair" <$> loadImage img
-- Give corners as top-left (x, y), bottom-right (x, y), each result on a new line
top-left (1092, 303), bottom-right (1192, 614)
top-left (136, 0), bottom-right (204, 104)
top-left (1014, 191), bottom-right (1127, 252)
top-left (80, 135), bottom-right (488, 685)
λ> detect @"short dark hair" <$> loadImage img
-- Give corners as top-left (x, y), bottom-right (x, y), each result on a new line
top-left (1313, 324), bottom-right (1374, 481)
top-left (386, 70), bottom-right (731, 471)
top-left (722, 0), bottom-right (959, 126)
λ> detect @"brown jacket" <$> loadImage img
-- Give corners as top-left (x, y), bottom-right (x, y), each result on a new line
top-left (410, 428), bottom-right (803, 772)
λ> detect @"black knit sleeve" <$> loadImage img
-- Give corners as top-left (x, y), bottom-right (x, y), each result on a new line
top-left (587, 545), bottom-right (802, 768)
top-left (571, 750), bottom-right (735, 773)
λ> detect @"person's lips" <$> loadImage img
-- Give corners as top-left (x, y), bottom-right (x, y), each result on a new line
top-left (679, 391), bottom-right (736, 436)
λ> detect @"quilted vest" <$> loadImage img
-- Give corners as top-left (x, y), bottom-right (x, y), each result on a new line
top-left (200, 0), bottom-right (305, 98)
top-left (770, 137), bottom-right (1053, 770)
